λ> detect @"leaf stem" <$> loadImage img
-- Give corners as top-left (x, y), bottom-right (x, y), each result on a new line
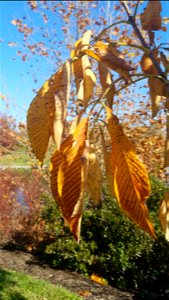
top-left (92, 20), bottom-right (129, 42)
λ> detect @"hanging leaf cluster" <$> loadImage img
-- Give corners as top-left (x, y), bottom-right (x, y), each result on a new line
top-left (27, 0), bottom-right (169, 242)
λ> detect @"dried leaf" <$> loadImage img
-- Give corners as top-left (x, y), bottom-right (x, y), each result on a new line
top-left (159, 189), bottom-right (169, 241)
top-left (90, 274), bottom-right (107, 285)
top-left (140, 52), bottom-right (166, 117)
top-left (27, 61), bottom-right (71, 163)
top-left (106, 108), bottom-right (156, 239)
top-left (98, 62), bottom-right (115, 108)
top-left (50, 118), bottom-right (88, 242)
top-left (140, 0), bottom-right (162, 31)
top-left (85, 41), bottom-right (134, 84)
top-left (87, 146), bottom-right (103, 207)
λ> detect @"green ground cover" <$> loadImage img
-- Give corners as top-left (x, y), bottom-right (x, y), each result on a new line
top-left (0, 267), bottom-right (81, 300)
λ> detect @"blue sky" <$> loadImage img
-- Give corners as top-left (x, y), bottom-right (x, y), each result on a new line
top-left (0, 0), bottom-right (169, 123)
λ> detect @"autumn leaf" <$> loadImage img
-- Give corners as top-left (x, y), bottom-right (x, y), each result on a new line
top-left (140, 0), bottom-right (162, 32)
top-left (90, 274), bottom-right (107, 285)
top-left (71, 30), bottom-right (96, 108)
top-left (140, 51), bottom-right (166, 117)
top-left (87, 145), bottom-right (103, 207)
top-left (50, 118), bottom-right (88, 242)
top-left (98, 62), bottom-right (115, 108)
top-left (27, 61), bottom-right (71, 164)
top-left (159, 189), bottom-right (169, 241)
top-left (106, 107), bottom-right (156, 239)
top-left (84, 41), bottom-right (134, 84)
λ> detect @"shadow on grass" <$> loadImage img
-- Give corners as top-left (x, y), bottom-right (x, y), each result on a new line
top-left (0, 268), bottom-right (27, 300)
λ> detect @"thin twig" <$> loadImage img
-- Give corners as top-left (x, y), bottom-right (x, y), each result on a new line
top-left (133, 1), bottom-right (140, 19)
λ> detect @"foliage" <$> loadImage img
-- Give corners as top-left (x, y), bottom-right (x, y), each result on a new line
top-left (37, 178), bottom-right (168, 298)
top-left (0, 168), bottom-right (168, 298)
top-left (25, 0), bottom-right (169, 241)
top-left (0, 267), bottom-right (81, 300)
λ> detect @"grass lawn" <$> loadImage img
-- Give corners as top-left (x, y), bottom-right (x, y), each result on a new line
top-left (0, 267), bottom-right (82, 300)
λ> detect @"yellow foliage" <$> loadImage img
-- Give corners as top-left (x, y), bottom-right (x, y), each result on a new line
top-left (106, 108), bottom-right (156, 239)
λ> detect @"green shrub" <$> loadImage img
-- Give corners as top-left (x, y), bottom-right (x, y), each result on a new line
top-left (40, 176), bottom-right (169, 299)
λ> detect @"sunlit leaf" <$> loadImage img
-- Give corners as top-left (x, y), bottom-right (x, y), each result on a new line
top-left (159, 189), bottom-right (169, 241)
top-left (50, 118), bottom-right (88, 242)
top-left (106, 108), bottom-right (156, 239)
top-left (27, 61), bottom-right (71, 164)
top-left (71, 30), bottom-right (96, 108)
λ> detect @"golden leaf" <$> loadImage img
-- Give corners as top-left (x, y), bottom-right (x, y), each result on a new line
top-left (87, 146), bottom-right (103, 207)
top-left (27, 95), bottom-right (50, 165)
top-left (71, 30), bottom-right (96, 108)
top-left (106, 108), bottom-right (156, 239)
top-left (98, 62), bottom-right (115, 108)
top-left (159, 189), bottom-right (169, 241)
top-left (140, 0), bottom-right (162, 31)
top-left (27, 61), bottom-right (71, 163)
top-left (50, 118), bottom-right (88, 242)
top-left (83, 67), bottom-right (96, 107)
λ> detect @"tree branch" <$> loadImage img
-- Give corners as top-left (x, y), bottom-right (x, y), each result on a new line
top-left (120, 0), bottom-right (166, 79)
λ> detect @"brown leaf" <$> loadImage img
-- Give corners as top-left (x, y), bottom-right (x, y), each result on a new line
top-left (50, 118), bottom-right (88, 242)
top-left (140, 0), bottom-right (162, 31)
top-left (140, 51), bottom-right (166, 117)
top-left (106, 108), bottom-right (156, 239)
top-left (159, 189), bottom-right (169, 241)
top-left (85, 41), bottom-right (134, 84)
